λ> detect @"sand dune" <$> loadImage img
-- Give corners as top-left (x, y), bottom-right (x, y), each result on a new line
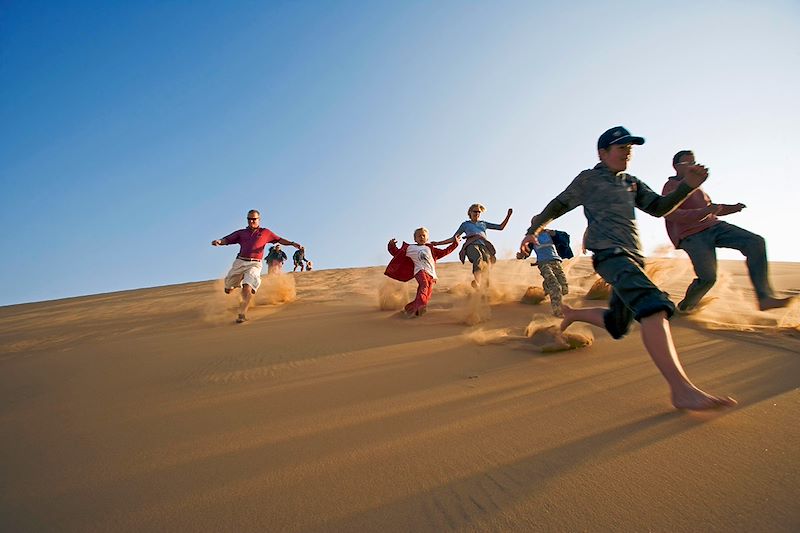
top-left (1, 257), bottom-right (798, 531)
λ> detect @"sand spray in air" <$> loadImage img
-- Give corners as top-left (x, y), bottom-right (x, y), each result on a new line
top-left (377, 279), bottom-right (409, 310)
top-left (202, 273), bottom-right (297, 324)
top-left (524, 313), bottom-right (594, 352)
top-left (642, 251), bottom-right (799, 333)
top-left (202, 279), bottom-right (240, 325)
top-left (257, 273), bottom-right (297, 305)
top-left (464, 327), bottom-right (513, 345)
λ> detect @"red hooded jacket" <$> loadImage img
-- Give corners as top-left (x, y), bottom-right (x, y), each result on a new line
top-left (384, 240), bottom-right (459, 282)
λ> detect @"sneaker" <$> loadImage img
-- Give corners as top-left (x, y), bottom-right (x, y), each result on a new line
top-left (236, 314), bottom-right (248, 323)
top-left (224, 288), bottom-right (233, 294)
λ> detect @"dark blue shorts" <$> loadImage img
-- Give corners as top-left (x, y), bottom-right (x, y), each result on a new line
top-left (592, 248), bottom-right (675, 339)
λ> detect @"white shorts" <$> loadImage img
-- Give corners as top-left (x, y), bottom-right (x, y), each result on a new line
top-left (224, 258), bottom-right (263, 292)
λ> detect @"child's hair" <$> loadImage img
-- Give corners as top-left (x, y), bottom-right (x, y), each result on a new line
top-left (413, 227), bottom-right (429, 240)
top-left (467, 203), bottom-right (486, 215)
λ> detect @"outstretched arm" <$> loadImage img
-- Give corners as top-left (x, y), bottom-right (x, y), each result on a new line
top-left (388, 238), bottom-right (400, 256)
top-left (432, 234), bottom-right (461, 258)
top-left (661, 179), bottom-right (718, 223)
top-left (431, 233), bottom-right (461, 246)
top-left (211, 238), bottom-right (227, 246)
top-left (642, 164), bottom-right (710, 217)
top-left (519, 198), bottom-right (569, 256)
top-left (716, 203), bottom-right (746, 216)
top-left (277, 238), bottom-right (303, 250)
top-left (497, 208), bottom-right (513, 230)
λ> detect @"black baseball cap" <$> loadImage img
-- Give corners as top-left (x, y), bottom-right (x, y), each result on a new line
top-left (597, 126), bottom-right (645, 150)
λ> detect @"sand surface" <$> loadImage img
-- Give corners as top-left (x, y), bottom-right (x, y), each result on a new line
top-left (1, 257), bottom-right (798, 532)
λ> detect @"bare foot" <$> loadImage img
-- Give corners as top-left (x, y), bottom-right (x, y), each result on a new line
top-left (758, 296), bottom-right (794, 311)
top-left (560, 304), bottom-right (576, 332)
top-left (671, 387), bottom-right (737, 410)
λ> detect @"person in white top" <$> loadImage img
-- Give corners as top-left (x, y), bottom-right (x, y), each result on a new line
top-left (386, 227), bottom-right (459, 317)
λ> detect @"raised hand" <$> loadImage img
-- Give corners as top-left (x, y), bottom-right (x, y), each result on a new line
top-left (682, 164), bottom-right (709, 188)
top-left (519, 233), bottom-right (538, 257)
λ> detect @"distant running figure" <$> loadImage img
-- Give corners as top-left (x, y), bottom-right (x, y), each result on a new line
top-left (292, 248), bottom-right (307, 272)
top-left (437, 204), bottom-right (512, 289)
top-left (212, 209), bottom-right (303, 323)
top-left (385, 228), bottom-right (459, 317)
top-left (519, 126), bottom-right (736, 411)
top-left (266, 244), bottom-right (288, 275)
top-left (663, 150), bottom-right (793, 313)
top-left (527, 228), bottom-right (570, 317)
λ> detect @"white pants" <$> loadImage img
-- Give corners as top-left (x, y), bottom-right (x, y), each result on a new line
top-left (224, 258), bottom-right (263, 292)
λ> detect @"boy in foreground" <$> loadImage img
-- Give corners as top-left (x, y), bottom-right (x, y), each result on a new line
top-left (520, 126), bottom-right (736, 411)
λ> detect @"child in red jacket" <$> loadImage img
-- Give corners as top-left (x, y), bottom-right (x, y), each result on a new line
top-left (385, 227), bottom-right (460, 317)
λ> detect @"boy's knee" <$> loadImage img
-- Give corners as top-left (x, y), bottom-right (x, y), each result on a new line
top-left (745, 234), bottom-right (766, 255)
top-left (696, 273), bottom-right (717, 286)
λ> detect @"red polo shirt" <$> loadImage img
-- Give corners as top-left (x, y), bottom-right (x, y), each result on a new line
top-left (662, 177), bottom-right (719, 247)
top-left (223, 227), bottom-right (281, 260)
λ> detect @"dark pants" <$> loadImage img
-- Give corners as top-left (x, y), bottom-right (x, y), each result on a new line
top-left (592, 249), bottom-right (675, 339)
top-left (465, 242), bottom-right (493, 273)
top-left (678, 221), bottom-right (773, 310)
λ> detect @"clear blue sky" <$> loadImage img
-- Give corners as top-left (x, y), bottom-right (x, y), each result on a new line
top-left (2, 1), bottom-right (798, 306)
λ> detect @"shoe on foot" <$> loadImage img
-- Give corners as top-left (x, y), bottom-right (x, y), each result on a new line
top-left (236, 314), bottom-right (248, 323)
top-left (224, 288), bottom-right (233, 294)
top-left (759, 296), bottom-right (793, 311)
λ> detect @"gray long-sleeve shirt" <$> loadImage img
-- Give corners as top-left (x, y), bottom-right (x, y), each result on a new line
top-left (527, 163), bottom-right (695, 259)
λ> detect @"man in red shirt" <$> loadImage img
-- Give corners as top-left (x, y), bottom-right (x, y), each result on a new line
top-left (663, 150), bottom-right (792, 313)
top-left (212, 209), bottom-right (303, 323)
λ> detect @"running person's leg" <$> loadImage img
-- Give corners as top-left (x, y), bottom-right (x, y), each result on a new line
top-left (677, 230), bottom-right (718, 312)
top-left (538, 262), bottom-right (564, 317)
top-left (712, 222), bottom-right (792, 310)
top-left (562, 251), bottom-right (735, 410)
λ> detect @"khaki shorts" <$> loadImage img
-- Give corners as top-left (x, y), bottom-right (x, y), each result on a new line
top-left (224, 258), bottom-right (263, 292)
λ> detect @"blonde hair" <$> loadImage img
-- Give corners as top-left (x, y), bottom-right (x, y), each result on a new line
top-left (467, 203), bottom-right (485, 215)
top-left (413, 227), bottom-right (429, 240)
